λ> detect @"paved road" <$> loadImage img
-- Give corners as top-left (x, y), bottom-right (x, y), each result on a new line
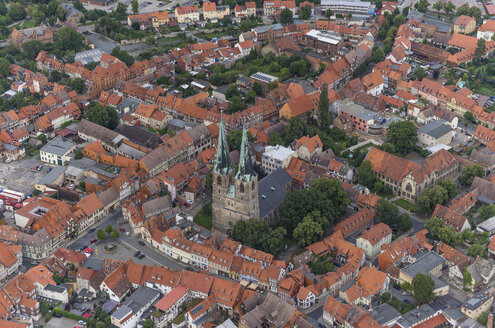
top-left (68, 210), bottom-right (188, 271)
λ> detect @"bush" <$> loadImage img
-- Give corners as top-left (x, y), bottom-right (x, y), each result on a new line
top-left (52, 307), bottom-right (88, 322)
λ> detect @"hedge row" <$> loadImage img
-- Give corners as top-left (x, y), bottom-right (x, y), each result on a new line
top-left (52, 307), bottom-right (89, 322)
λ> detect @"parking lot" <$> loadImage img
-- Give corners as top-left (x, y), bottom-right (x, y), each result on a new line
top-left (44, 317), bottom-right (79, 328)
top-left (0, 157), bottom-right (45, 195)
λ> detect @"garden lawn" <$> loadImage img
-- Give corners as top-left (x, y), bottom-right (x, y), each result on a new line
top-left (394, 199), bottom-right (420, 213)
top-left (194, 203), bottom-right (212, 230)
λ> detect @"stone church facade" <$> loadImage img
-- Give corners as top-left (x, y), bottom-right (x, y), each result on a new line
top-left (212, 120), bottom-right (259, 233)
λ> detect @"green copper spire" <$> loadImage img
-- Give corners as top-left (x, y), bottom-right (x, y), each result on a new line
top-left (236, 124), bottom-right (256, 182)
top-left (213, 114), bottom-right (232, 175)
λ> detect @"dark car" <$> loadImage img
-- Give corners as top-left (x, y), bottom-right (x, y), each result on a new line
top-left (134, 251), bottom-right (140, 257)
top-left (138, 241), bottom-right (145, 246)
top-left (88, 228), bottom-right (95, 233)
top-left (138, 253), bottom-right (145, 259)
top-left (53, 313), bottom-right (62, 318)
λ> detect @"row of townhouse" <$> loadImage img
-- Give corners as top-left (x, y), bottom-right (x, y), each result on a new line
top-left (0, 188), bottom-right (119, 261)
top-left (157, 227), bottom-right (286, 288)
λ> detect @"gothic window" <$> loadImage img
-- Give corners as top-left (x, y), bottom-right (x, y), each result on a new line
top-left (252, 181), bottom-right (255, 189)
top-left (240, 183), bottom-right (245, 193)
top-left (405, 183), bottom-right (412, 192)
top-left (217, 176), bottom-right (222, 185)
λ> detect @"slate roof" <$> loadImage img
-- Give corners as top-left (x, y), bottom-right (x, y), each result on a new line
top-left (258, 168), bottom-right (291, 220)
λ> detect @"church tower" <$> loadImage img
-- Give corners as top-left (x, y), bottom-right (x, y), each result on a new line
top-left (212, 120), bottom-right (259, 234)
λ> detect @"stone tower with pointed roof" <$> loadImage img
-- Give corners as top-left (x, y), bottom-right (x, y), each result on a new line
top-left (212, 121), bottom-right (259, 234)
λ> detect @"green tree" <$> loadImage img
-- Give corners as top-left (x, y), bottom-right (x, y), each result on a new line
top-left (475, 38), bottom-right (486, 61)
top-left (387, 121), bottom-right (418, 156)
top-left (477, 312), bottom-right (489, 326)
top-left (458, 164), bottom-right (484, 186)
top-left (85, 102), bottom-right (119, 129)
top-left (462, 229), bottom-right (474, 242)
top-left (54, 27), bottom-right (84, 52)
top-left (318, 84), bottom-right (331, 128)
top-left (227, 96), bottom-right (244, 113)
top-left (437, 179), bottom-right (457, 198)
top-left (356, 160), bottom-right (379, 189)
top-left (49, 70), bottom-right (63, 83)
top-left (463, 111), bottom-right (475, 122)
top-left (393, 14), bottom-right (405, 26)
top-left (478, 204), bottom-right (495, 222)
top-left (467, 243), bottom-right (485, 258)
top-left (68, 78), bottom-right (86, 93)
top-left (279, 178), bottom-right (349, 234)
top-left (111, 229), bottom-right (120, 239)
top-left (299, 4), bottom-right (312, 19)
top-left (293, 211), bottom-right (324, 247)
top-left (463, 266), bottom-right (472, 287)
top-left (412, 67), bottom-right (427, 81)
top-left (269, 132), bottom-right (285, 146)
top-left (97, 228), bottom-right (106, 240)
top-left (132, 0), bottom-right (138, 14)
top-left (111, 46), bottom-right (135, 66)
top-left (105, 224), bottom-right (113, 234)
top-left (425, 217), bottom-right (444, 239)
top-left (232, 219), bottom-right (287, 255)
top-left (96, 322), bottom-right (106, 328)
top-left (74, 148), bottom-right (83, 160)
top-left (418, 185), bottom-right (449, 214)
top-left (0, 58), bottom-right (9, 77)
top-left (252, 82), bottom-right (263, 97)
top-left (376, 199), bottom-right (400, 227)
top-left (0, 2), bottom-right (7, 16)
top-left (416, 0), bottom-right (430, 12)
top-left (444, 1), bottom-right (455, 16)
top-left (412, 273), bottom-right (435, 303)
top-left (398, 213), bottom-right (413, 233)
top-left (280, 8), bottom-right (293, 24)
top-left (115, 3), bottom-right (128, 20)
top-left (9, 3), bottom-right (26, 21)
top-left (227, 129), bottom-right (254, 151)
top-left (326, 9), bottom-right (332, 18)
top-left (142, 319), bottom-right (154, 328)
top-left (22, 40), bottom-right (45, 60)
top-left (40, 300), bottom-right (50, 316)
top-left (432, 1), bottom-right (444, 15)
top-left (32, 10), bottom-right (46, 24)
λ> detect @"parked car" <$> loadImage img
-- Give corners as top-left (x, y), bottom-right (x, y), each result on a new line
top-left (138, 253), bottom-right (145, 259)
top-left (4, 158), bottom-right (12, 164)
top-left (120, 228), bottom-right (125, 232)
top-left (37, 165), bottom-right (43, 171)
top-left (183, 202), bottom-right (191, 207)
top-left (138, 241), bottom-right (145, 246)
top-left (53, 313), bottom-right (62, 318)
top-left (33, 165), bottom-right (39, 170)
top-left (88, 228), bottom-right (95, 233)
top-left (90, 238), bottom-right (97, 244)
top-left (134, 251), bottom-right (140, 257)
top-left (125, 232), bottom-right (130, 236)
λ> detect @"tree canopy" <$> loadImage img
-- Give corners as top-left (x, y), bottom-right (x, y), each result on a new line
top-left (232, 219), bottom-right (287, 255)
top-left (226, 129), bottom-right (255, 151)
top-left (458, 164), bottom-right (484, 186)
top-left (387, 120), bottom-right (418, 156)
top-left (85, 102), bottom-right (119, 129)
top-left (293, 211), bottom-right (325, 247)
top-left (412, 273), bottom-right (435, 303)
top-left (54, 27), bottom-right (84, 53)
top-left (111, 46), bottom-right (135, 66)
top-left (279, 178), bottom-right (349, 234)
top-left (279, 8), bottom-right (293, 24)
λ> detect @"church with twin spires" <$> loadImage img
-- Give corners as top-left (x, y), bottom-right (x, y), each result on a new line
top-left (211, 118), bottom-right (259, 234)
